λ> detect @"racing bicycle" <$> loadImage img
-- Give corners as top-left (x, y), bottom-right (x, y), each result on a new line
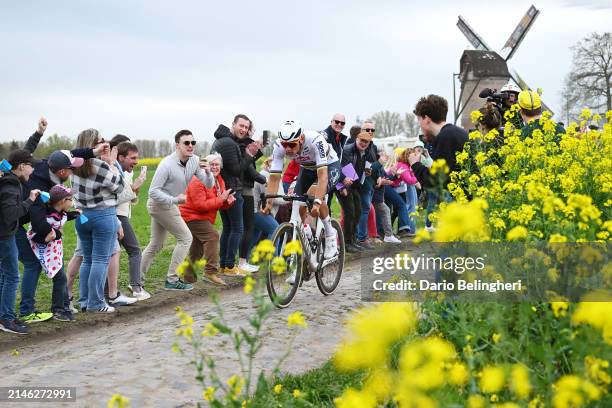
top-left (264, 194), bottom-right (345, 308)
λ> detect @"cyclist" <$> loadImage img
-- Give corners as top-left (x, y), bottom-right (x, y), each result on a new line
top-left (263, 120), bottom-right (342, 261)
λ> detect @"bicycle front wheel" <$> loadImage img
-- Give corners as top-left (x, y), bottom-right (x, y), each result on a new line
top-left (315, 219), bottom-right (345, 295)
top-left (266, 222), bottom-right (303, 308)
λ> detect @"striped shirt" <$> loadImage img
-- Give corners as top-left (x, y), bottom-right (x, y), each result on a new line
top-left (72, 158), bottom-right (125, 209)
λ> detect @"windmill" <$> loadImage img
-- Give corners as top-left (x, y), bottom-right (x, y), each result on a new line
top-left (454, 5), bottom-right (541, 130)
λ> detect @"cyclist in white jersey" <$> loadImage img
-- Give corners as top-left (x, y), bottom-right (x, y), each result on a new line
top-left (263, 120), bottom-right (341, 259)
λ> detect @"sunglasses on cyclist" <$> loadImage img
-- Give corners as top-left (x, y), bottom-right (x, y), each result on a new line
top-left (333, 120), bottom-right (346, 126)
top-left (281, 141), bottom-right (298, 148)
top-left (363, 128), bottom-right (375, 133)
top-left (182, 140), bottom-right (197, 146)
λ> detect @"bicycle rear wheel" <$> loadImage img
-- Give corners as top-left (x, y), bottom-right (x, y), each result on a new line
top-left (315, 219), bottom-right (345, 295)
top-left (266, 222), bottom-right (303, 308)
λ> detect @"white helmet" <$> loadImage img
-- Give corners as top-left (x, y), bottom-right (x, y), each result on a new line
top-left (278, 120), bottom-right (303, 142)
top-left (501, 82), bottom-right (521, 94)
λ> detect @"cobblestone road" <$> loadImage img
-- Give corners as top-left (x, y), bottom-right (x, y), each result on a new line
top-left (1, 258), bottom-right (370, 408)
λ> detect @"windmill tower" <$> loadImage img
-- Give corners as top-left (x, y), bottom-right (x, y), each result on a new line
top-left (454, 5), bottom-right (541, 130)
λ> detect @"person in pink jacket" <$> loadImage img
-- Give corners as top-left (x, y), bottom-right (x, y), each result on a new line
top-left (387, 149), bottom-right (420, 234)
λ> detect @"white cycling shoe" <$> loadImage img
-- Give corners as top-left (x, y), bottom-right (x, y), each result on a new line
top-left (324, 231), bottom-right (339, 259)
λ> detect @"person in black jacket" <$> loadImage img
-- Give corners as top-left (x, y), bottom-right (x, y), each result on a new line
top-left (0, 150), bottom-right (41, 335)
top-left (337, 131), bottom-right (376, 253)
top-left (235, 123), bottom-right (266, 273)
top-left (211, 114), bottom-right (256, 277)
top-left (323, 114), bottom-right (348, 209)
top-left (409, 95), bottom-right (468, 223)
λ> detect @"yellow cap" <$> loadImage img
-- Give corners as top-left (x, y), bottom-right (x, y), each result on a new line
top-left (518, 90), bottom-right (542, 110)
top-left (394, 147), bottom-right (406, 155)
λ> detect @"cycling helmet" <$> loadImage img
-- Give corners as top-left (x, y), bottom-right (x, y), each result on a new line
top-left (500, 82), bottom-right (521, 94)
top-left (278, 120), bottom-right (303, 142)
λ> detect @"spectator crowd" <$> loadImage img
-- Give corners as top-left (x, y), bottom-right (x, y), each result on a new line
top-left (1, 89), bottom-right (552, 335)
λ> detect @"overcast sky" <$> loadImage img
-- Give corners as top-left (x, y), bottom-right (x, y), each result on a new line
top-left (1, 0), bottom-right (611, 143)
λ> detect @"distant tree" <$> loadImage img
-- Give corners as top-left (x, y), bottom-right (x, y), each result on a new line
top-left (403, 113), bottom-right (420, 138)
top-left (9, 140), bottom-right (20, 151)
top-left (562, 32), bottom-right (612, 121)
top-left (34, 134), bottom-right (75, 159)
top-left (369, 111), bottom-right (404, 138)
top-left (134, 139), bottom-right (157, 158)
top-left (157, 140), bottom-right (172, 156)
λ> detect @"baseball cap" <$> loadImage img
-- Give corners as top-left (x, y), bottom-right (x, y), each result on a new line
top-left (412, 140), bottom-right (425, 149)
top-left (48, 150), bottom-right (84, 171)
top-left (49, 184), bottom-right (75, 203)
top-left (518, 90), bottom-right (542, 110)
top-left (8, 149), bottom-right (41, 168)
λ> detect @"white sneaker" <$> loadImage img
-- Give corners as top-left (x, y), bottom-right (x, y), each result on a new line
top-left (285, 271), bottom-right (297, 285)
top-left (425, 225), bottom-right (436, 233)
top-left (109, 293), bottom-right (137, 306)
top-left (239, 263), bottom-right (259, 273)
top-left (94, 304), bottom-right (115, 313)
top-left (132, 289), bottom-right (151, 301)
top-left (324, 232), bottom-right (338, 259)
top-left (68, 297), bottom-right (79, 314)
top-left (384, 235), bottom-right (402, 244)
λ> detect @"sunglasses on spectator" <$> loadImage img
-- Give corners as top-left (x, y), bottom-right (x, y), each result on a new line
top-left (333, 120), bottom-right (346, 126)
top-left (281, 141), bottom-right (298, 148)
top-left (182, 141), bottom-right (197, 146)
top-left (363, 128), bottom-right (375, 133)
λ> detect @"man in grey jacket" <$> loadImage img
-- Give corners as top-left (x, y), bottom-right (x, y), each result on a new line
top-left (140, 130), bottom-right (214, 292)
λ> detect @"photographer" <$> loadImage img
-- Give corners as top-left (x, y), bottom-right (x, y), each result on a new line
top-left (478, 81), bottom-right (520, 122)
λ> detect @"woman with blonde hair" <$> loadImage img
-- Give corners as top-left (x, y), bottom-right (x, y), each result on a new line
top-left (179, 153), bottom-right (235, 286)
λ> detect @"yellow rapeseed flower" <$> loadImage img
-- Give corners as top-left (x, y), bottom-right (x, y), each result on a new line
top-left (287, 311), bottom-right (307, 328)
top-left (292, 389), bottom-right (302, 398)
top-left (506, 226), bottom-right (528, 241)
top-left (271, 256), bottom-right (287, 275)
top-left (273, 384), bottom-right (282, 394)
top-left (467, 394), bottom-right (486, 408)
top-left (334, 303), bottom-right (417, 371)
top-left (201, 322), bottom-right (219, 337)
top-left (283, 240), bottom-right (303, 256)
top-left (492, 333), bottom-right (502, 344)
top-left (107, 394), bottom-right (130, 408)
top-left (479, 365), bottom-right (505, 393)
top-left (584, 356), bottom-right (611, 386)
top-left (243, 275), bottom-right (255, 294)
top-left (551, 301), bottom-right (569, 318)
top-left (334, 388), bottom-right (376, 408)
top-left (202, 387), bottom-right (215, 402)
top-left (510, 364), bottom-right (531, 399)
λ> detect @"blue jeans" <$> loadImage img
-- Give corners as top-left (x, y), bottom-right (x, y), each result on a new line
top-left (219, 192), bottom-right (244, 268)
top-left (248, 213), bottom-right (279, 257)
top-left (356, 190), bottom-right (373, 242)
top-left (0, 237), bottom-right (20, 321)
top-left (405, 185), bottom-right (418, 233)
top-left (384, 186), bottom-right (410, 232)
top-left (16, 226), bottom-right (43, 316)
top-left (76, 207), bottom-right (118, 310)
top-left (425, 190), bottom-right (452, 227)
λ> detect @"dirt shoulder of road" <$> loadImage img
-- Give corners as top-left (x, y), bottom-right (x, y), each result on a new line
top-left (0, 240), bottom-right (415, 352)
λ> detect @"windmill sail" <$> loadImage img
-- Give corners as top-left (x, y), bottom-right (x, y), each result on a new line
top-left (499, 5), bottom-right (540, 61)
top-left (456, 16), bottom-right (492, 51)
